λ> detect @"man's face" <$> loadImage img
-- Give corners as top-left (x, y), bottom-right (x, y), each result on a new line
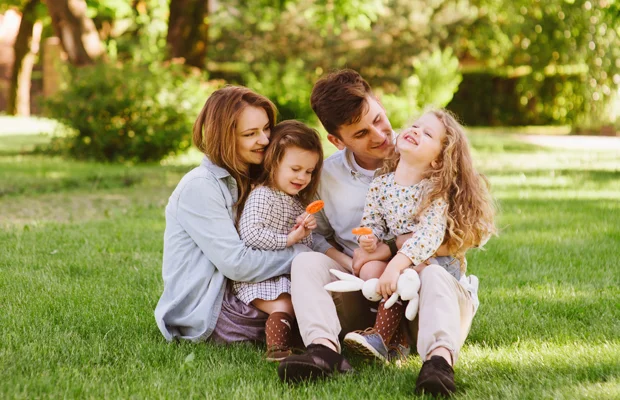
top-left (327, 96), bottom-right (394, 169)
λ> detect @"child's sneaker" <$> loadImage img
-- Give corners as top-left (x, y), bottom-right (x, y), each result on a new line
top-left (387, 344), bottom-right (411, 365)
top-left (343, 328), bottom-right (389, 362)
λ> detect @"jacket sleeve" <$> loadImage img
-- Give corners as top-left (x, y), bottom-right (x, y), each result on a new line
top-left (176, 177), bottom-right (307, 283)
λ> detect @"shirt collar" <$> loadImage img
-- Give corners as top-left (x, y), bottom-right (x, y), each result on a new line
top-left (201, 156), bottom-right (231, 179)
top-left (343, 149), bottom-right (380, 180)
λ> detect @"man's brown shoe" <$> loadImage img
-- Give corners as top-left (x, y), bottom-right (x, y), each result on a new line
top-left (277, 344), bottom-right (353, 383)
top-left (415, 355), bottom-right (456, 397)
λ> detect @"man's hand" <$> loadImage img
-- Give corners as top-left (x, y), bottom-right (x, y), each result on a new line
top-left (352, 248), bottom-right (370, 276)
top-left (353, 243), bottom-right (392, 276)
top-left (359, 234), bottom-right (378, 253)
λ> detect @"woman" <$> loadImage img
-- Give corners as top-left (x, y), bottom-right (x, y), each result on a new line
top-left (154, 86), bottom-right (308, 343)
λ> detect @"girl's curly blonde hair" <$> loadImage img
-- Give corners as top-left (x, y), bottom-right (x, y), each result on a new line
top-left (380, 109), bottom-right (497, 266)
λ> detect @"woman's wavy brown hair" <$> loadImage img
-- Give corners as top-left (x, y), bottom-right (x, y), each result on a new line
top-left (259, 120), bottom-right (324, 205)
top-left (193, 86), bottom-right (277, 222)
top-left (380, 109), bottom-right (497, 267)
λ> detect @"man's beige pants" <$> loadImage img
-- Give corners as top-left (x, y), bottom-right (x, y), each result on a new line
top-left (291, 252), bottom-right (475, 363)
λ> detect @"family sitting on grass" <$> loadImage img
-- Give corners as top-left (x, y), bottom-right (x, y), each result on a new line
top-left (154, 69), bottom-right (496, 397)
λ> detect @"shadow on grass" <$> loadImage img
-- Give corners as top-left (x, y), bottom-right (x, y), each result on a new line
top-left (0, 162), bottom-right (193, 198)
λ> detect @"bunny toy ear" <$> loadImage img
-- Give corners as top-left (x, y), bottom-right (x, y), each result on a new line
top-left (324, 269), bottom-right (365, 293)
top-left (405, 295), bottom-right (420, 321)
top-left (324, 280), bottom-right (365, 292)
top-left (384, 293), bottom-right (400, 309)
top-left (329, 269), bottom-right (363, 283)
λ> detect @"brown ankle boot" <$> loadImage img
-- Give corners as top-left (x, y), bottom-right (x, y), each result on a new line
top-left (265, 311), bottom-right (294, 362)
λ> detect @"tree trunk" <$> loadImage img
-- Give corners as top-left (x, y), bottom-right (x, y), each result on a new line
top-left (8, 0), bottom-right (40, 116)
top-left (166, 0), bottom-right (209, 69)
top-left (46, 0), bottom-right (104, 66)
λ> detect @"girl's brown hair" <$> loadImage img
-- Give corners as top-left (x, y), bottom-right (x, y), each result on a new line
top-left (193, 86), bottom-right (277, 219)
top-left (380, 109), bottom-right (497, 268)
top-left (259, 120), bottom-right (324, 205)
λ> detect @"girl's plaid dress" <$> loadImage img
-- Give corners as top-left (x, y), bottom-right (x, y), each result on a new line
top-left (232, 185), bottom-right (314, 305)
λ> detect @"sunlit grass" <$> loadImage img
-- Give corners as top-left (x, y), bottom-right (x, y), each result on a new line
top-left (1, 118), bottom-right (619, 399)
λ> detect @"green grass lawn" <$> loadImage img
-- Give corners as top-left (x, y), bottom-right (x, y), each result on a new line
top-left (1, 123), bottom-right (619, 399)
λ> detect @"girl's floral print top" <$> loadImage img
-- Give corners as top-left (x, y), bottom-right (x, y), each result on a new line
top-left (361, 173), bottom-right (447, 266)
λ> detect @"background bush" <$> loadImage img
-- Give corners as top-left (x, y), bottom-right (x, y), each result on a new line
top-left (245, 60), bottom-right (316, 123)
top-left (379, 48), bottom-right (463, 129)
top-left (447, 71), bottom-right (592, 127)
top-left (45, 62), bottom-right (218, 163)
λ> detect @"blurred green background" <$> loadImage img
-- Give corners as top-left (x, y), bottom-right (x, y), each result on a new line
top-left (1, 0), bottom-right (619, 162)
top-left (1, 2), bottom-right (619, 399)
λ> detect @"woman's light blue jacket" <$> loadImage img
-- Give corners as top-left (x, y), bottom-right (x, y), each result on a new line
top-left (154, 157), bottom-right (307, 341)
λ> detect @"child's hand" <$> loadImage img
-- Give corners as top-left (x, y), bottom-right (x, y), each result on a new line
top-left (359, 234), bottom-right (378, 253)
top-left (377, 263), bottom-right (401, 299)
top-left (302, 213), bottom-right (317, 231)
top-left (287, 223), bottom-right (307, 246)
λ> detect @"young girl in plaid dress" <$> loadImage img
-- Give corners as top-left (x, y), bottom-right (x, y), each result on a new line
top-left (344, 110), bottom-right (496, 371)
top-left (232, 120), bottom-right (324, 361)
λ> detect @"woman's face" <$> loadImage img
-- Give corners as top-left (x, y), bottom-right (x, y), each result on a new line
top-left (236, 106), bottom-right (271, 167)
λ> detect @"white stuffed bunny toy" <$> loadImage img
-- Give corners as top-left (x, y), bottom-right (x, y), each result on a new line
top-left (324, 268), bottom-right (421, 321)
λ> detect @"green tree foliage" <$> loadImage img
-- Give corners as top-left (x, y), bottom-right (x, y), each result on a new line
top-left (380, 48), bottom-right (463, 128)
top-left (44, 62), bottom-right (217, 163)
top-left (209, 0), bottom-right (474, 124)
top-left (450, 0), bottom-right (620, 126)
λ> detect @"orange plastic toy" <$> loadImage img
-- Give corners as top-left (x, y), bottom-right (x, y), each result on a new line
top-left (306, 200), bottom-right (325, 214)
top-left (351, 227), bottom-right (373, 236)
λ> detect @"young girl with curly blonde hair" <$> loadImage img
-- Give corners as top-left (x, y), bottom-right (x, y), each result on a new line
top-left (344, 108), bottom-right (496, 395)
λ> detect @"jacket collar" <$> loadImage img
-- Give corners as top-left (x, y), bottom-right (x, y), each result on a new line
top-left (201, 156), bottom-right (231, 179)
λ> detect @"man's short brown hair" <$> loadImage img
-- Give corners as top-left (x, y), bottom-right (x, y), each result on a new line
top-left (310, 69), bottom-right (374, 138)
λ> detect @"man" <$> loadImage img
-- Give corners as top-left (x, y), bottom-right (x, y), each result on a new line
top-left (278, 69), bottom-right (477, 397)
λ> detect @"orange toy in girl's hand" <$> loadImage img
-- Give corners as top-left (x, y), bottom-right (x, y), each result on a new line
top-left (352, 227), bottom-right (373, 236)
top-left (306, 200), bottom-right (325, 214)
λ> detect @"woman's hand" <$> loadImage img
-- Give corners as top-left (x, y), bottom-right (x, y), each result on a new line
top-left (359, 234), bottom-right (378, 253)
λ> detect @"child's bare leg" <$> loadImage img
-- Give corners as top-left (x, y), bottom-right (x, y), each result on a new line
top-left (252, 294), bottom-right (296, 361)
top-left (359, 260), bottom-right (388, 281)
top-left (252, 293), bottom-right (294, 316)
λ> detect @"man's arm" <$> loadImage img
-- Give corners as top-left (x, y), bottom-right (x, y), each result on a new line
top-left (326, 247), bottom-right (353, 271)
